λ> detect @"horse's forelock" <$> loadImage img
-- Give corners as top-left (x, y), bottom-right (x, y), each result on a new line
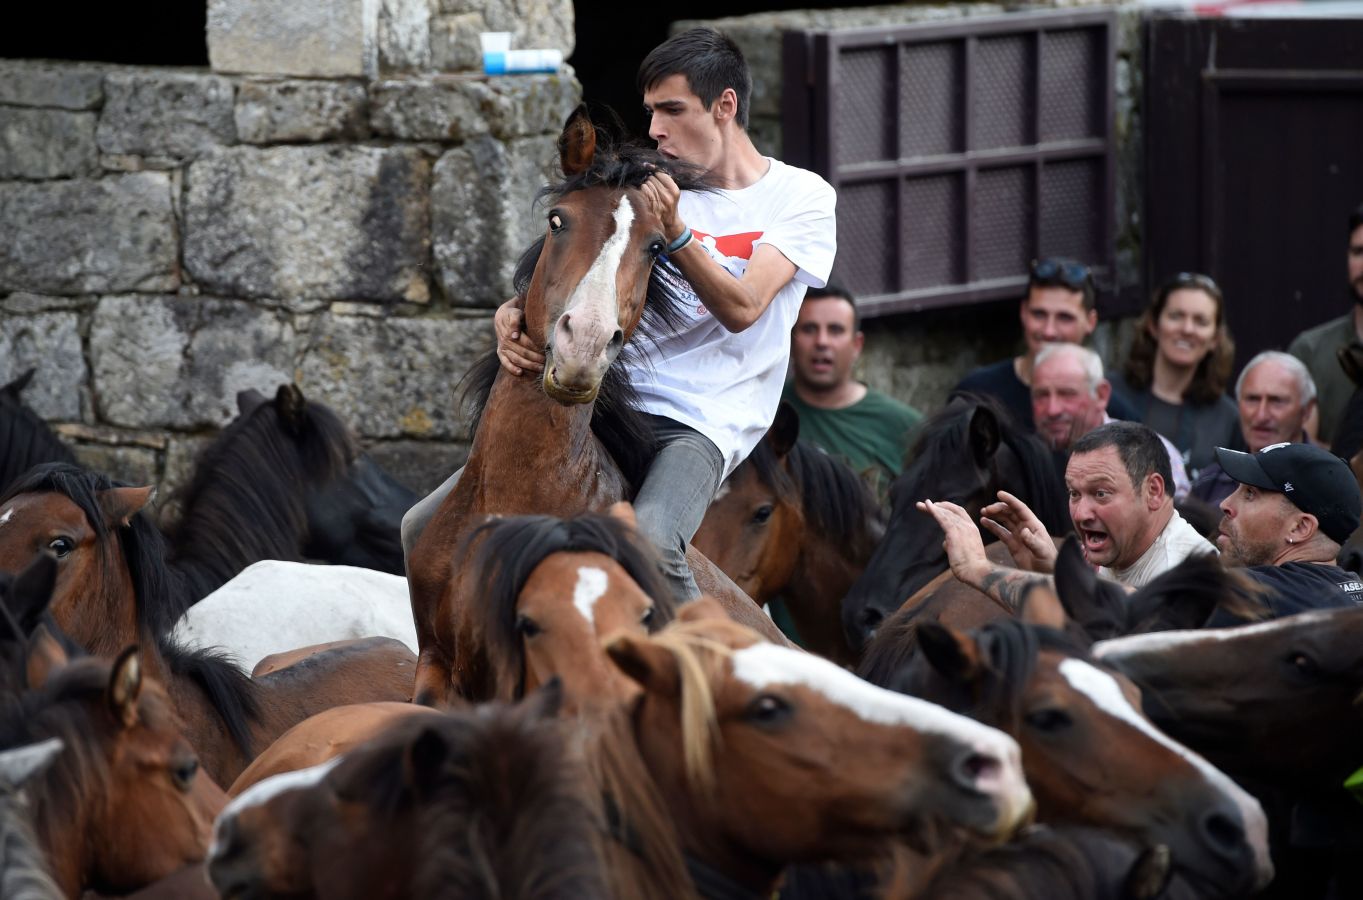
top-left (785, 441), bottom-right (882, 549)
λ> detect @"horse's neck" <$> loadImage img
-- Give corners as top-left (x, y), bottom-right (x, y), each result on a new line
top-left (464, 371), bottom-right (624, 511)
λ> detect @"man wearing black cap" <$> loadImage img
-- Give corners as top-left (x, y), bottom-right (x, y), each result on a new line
top-left (1211, 441), bottom-right (1363, 621)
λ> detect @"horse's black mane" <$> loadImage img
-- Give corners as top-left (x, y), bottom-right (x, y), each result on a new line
top-left (0, 371), bottom-right (75, 497)
top-left (333, 691), bottom-right (606, 899)
top-left (164, 392), bottom-right (356, 601)
top-left (461, 143), bottom-right (716, 494)
top-left (898, 392), bottom-right (1070, 533)
top-left (464, 512), bottom-right (676, 698)
top-left (742, 437), bottom-right (882, 550)
top-left (0, 463), bottom-right (259, 755)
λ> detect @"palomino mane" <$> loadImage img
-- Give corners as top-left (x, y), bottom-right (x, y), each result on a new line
top-left (0, 371), bottom-right (75, 497)
top-left (743, 438), bottom-right (882, 550)
top-left (460, 144), bottom-right (715, 494)
top-left (898, 392), bottom-right (1070, 534)
top-left (0, 463), bottom-right (259, 755)
top-left (327, 694), bottom-right (606, 899)
top-left (163, 390), bottom-right (356, 600)
top-left (464, 513), bottom-right (677, 698)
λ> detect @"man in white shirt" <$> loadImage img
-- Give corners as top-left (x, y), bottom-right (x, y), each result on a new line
top-left (402, 28), bottom-right (837, 602)
top-left (920, 421), bottom-right (1216, 607)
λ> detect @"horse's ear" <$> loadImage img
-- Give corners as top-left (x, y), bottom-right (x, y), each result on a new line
top-left (25, 624), bottom-right (68, 690)
top-left (1018, 581), bottom-right (1068, 630)
top-left (275, 384), bottom-right (308, 437)
top-left (524, 677), bottom-right (565, 720)
top-left (236, 388), bottom-right (267, 416)
top-left (605, 633), bottom-right (680, 698)
top-left (677, 596), bottom-right (728, 624)
top-left (916, 623), bottom-right (982, 684)
top-left (1054, 537), bottom-right (1126, 641)
top-left (0, 737), bottom-right (64, 790)
top-left (97, 485), bottom-right (155, 529)
top-left (2, 368), bottom-right (36, 397)
top-left (766, 403), bottom-right (800, 458)
top-left (606, 501), bottom-right (638, 529)
top-left (8, 554), bottom-right (56, 638)
top-left (107, 645), bottom-right (143, 729)
top-left (403, 726), bottom-right (449, 797)
top-left (558, 105), bottom-right (596, 177)
top-left (967, 403), bottom-right (1001, 465)
top-left (1123, 844), bottom-right (1173, 900)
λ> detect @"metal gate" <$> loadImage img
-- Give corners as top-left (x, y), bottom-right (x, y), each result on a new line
top-left (782, 8), bottom-right (1118, 318)
top-left (1144, 15), bottom-right (1363, 371)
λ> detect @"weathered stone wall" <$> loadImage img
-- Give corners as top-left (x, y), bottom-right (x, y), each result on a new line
top-left (682, 2), bottom-right (1147, 417)
top-left (0, 0), bottom-right (579, 507)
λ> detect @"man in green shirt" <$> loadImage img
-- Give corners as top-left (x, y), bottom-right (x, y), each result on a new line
top-left (782, 285), bottom-right (921, 498)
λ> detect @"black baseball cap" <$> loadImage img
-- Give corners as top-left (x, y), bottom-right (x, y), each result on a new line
top-left (1215, 443), bottom-right (1362, 543)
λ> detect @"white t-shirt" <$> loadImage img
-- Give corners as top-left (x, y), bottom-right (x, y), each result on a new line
top-left (1098, 510), bottom-right (1217, 589)
top-left (627, 158), bottom-right (837, 478)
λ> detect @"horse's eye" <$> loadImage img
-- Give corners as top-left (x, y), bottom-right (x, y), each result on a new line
top-left (548, 213), bottom-right (563, 233)
top-left (750, 505), bottom-right (774, 526)
top-left (171, 757), bottom-right (199, 793)
top-left (640, 607), bottom-right (655, 629)
top-left (516, 615), bottom-right (542, 638)
top-left (648, 239), bottom-right (664, 258)
top-left (1024, 708), bottom-right (1073, 732)
top-left (47, 537), bottom-right (74, 559)
top-left (1289, 652), bottom-right (1317, 675)
top-left (744, 694), bottom-right (791, 726)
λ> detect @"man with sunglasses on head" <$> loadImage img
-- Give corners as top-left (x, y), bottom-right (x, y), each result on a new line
top-left (955, 257), bottom-right (1139, 430)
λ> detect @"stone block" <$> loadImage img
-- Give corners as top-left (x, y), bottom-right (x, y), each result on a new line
top-left (0, 174), bottom-right (179, 294)
top-left (437, 0), bottom-right (574, 56)
top-left (430, 13), bottom-right (484, 73)
top-left (363, 439), bottom-right (470, 495)
top-left (369, 73), bottom-right (580, 142)
top-left (0, 60), bottom-right (106, 110)
top-left (234, 79), bottom-right (369, 144)
top-left (89, 295), bottom-right (297, 430)
top-left (158, 433), bottom-right (216, 523)
top-left (380, 0), bottom-right (433, 73)
top-left (208, 0), bottom-right (376, 78)
top-left (0, 108), bottom-right (98, 179)
top-left (183, 146), bottom-right (430, 303)
top-left (0, 311), bottom-right (87, 420)
top-left (97, 71), bottom-right (236, 161)
top-left (71, 442), bottom-right (160, 490)
top-left (432, 135), bottom-right (556, 306)
top-left (298, 312), bottom-right (494, 440)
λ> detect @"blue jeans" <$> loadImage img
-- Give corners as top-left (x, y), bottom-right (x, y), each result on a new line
top-left (400, 415), bottom-right (723, 604)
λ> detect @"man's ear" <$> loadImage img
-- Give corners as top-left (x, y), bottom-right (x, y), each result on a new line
top-left (1084, 308), bottom-right (1098, 332)
top-left (1144, 472), bottom-right (1167, 510)
top-left (853, 331), bottom-right (865, 357)
top-left (713, 87), bottom-right (739, 124)
top-left (1289, 511), bottom-right (1320, 545)
top-left (1095, 379), bottom-right (1112, 408)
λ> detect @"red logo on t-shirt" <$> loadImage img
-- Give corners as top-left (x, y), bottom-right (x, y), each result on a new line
top-left (692, 231), bottom-right (763, 260)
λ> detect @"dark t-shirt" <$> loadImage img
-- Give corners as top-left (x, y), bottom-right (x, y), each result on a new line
top-left (1205, 562), bottom-right (1363, 626)
top-left (780, 385), bottom-right (921, 499)
top-left (954, 358), bottom-right (1141, 431)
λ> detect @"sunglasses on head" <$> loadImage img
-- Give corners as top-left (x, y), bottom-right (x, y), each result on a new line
top-left (1030, 258), bottom-right (1091, 290)
top-left (1165, 272), bottom-right (1222, 298)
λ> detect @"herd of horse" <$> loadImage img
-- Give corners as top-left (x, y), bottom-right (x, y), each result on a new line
top-left (0, 107), bottom-right (1360, 898)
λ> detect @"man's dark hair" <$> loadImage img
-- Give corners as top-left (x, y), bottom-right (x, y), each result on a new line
top-left (804, 283), bottom-right (860, 331)
top-left (1350, 202), bottom-right (1363, 237)
top-left (1070, 421), bottom-right (1174, 498)
top-left (1027, 256), bottom-right (1096, 312)
top-left (637, 28), bottom-right (752, 130)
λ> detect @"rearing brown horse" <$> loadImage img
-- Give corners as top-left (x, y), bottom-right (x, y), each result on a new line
top-left (407, 107), bottom-right (785, 706)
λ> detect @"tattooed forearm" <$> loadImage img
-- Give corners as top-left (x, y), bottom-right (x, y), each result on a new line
top-left (978, 566), bottom-right (1054, 612)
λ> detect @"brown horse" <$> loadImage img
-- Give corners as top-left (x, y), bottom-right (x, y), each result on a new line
top-left (2, 640), bottom-right (226, 898)
top-left (208, 682), bottom-right (606, 900)
top-left (406, 107), bottom-right (785, 706)
top-left (694, 403), bottom-right (882, 664)
top-left (882, 613), bottom-right (1273, 896)
top-left (0, 463), bottom-right (414, 786)
top-left (589, 604), bottom-right (1034, 899)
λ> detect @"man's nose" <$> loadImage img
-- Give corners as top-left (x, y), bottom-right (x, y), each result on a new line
top-left (648, 114), bottom-right (665, 142)
top-left (1040, 317), bottom-right (1061, 339)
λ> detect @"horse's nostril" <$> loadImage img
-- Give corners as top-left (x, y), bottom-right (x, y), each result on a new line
top-left (951, 750), bottom-right (1002, 793)
top-left (857, 606), bottom-right (884, 632)
top-left (1201, 809), bottom-right (1245, 855)
top-left (608, 328), bottom-right (623, 350)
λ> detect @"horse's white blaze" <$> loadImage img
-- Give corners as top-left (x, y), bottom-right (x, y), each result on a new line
top-left (0, 507), bottom-right (12, 528)
top-left (211, 757), bottom-right (343, 857)
top-left (1092, 610), bottom-right (1340, 661)
top-left (572, 566), bottom-right (608, 628)
top-left (1057, 658), bottom-right (1273, 885)
top-left (559, 197), bottom-right (635, 347)
top-left (729, 642), bottom-right (1032, 824)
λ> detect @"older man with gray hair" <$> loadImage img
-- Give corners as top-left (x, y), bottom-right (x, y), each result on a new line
top-left (1031, 342), bottom-right (1190, 499)
top-left (1191, 351), bottom-right (1318, 506)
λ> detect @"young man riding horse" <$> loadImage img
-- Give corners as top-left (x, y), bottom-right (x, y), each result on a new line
top-left (402, 28), bottom-right (836, 602)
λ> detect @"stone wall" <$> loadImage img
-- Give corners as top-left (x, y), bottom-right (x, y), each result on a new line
top-left (0, 0), bottom-right (579, 508)
top-left (681, 2), bottom-right (1147, 417)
